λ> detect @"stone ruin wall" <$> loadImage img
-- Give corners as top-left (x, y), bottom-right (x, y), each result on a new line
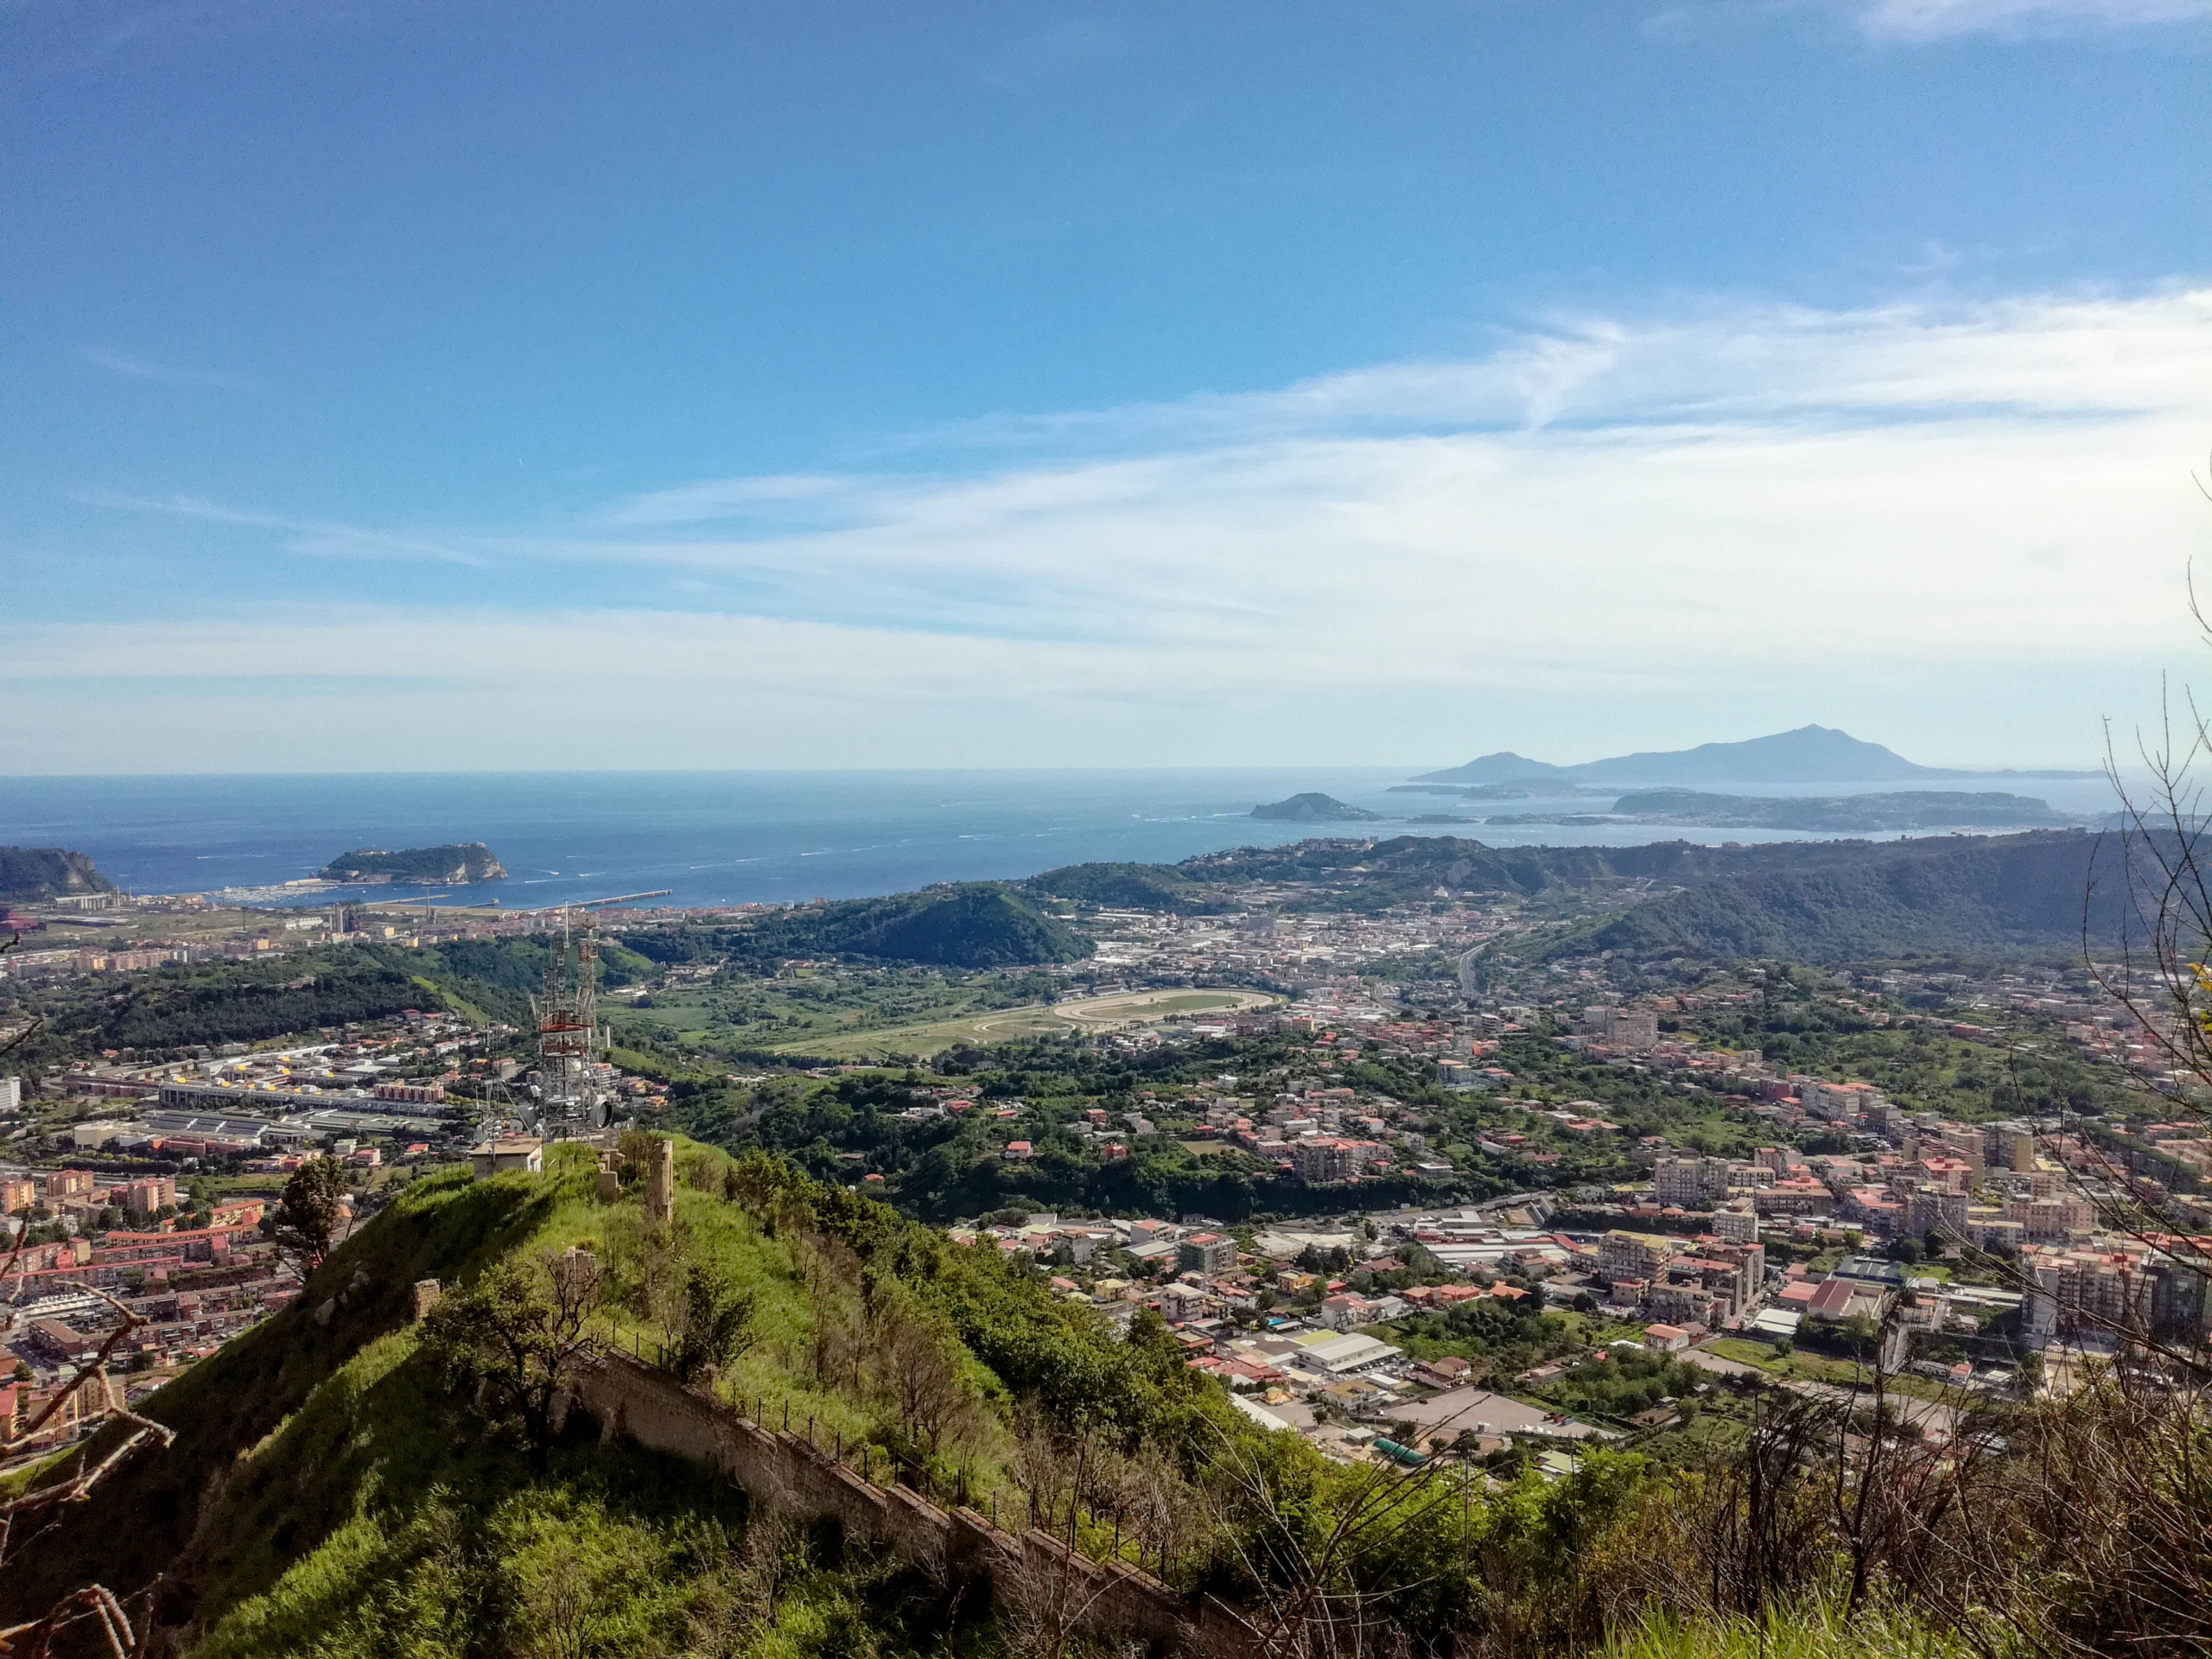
top-left (563, 1351), bottom-right (1265, 1659)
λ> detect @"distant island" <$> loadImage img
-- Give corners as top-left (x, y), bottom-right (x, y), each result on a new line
top-left (0, 846), bottom-right (118, 904)
top-left (1414, 724), bottom-right (2099, 788)
top-left (1250, 793), bottom-right (1384, 823)
top-left (316, 842), bottom-right (509, 885)
top-left (1483, 789), bottom-right (2077, 833)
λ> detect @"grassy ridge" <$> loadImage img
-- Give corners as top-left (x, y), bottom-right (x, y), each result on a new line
top-left (3, 1139), bottom-right (1227, 1654)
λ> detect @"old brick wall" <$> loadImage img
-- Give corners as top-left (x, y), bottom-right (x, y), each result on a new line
top-left (563, 1352), bottom-right (1266, 1659)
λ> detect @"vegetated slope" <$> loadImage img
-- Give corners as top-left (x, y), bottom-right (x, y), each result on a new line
top-left (0, 846), bottom-right (117, 902)
top-left (316, 842), bottom-right (507, 883)
top-left (3, 1142), bottom-right (1227, 1659)
top-left (1551, 831), bottom-right (2129, 961)
top-left (10, 955), bottom-right (435, 1065)
top-left (0, 1169), bottom-right (563, 1638)
top-left (1023, 861), bottom-right (1233, 913)
top-left (361, 936), bottom-right (655, 1023)
top-left (1173, 828), bottom-right (2127, 944)
top-left (8, 937), bottom-right (654, 1065)
top-left (624, 883), bottom-right (1092, 970)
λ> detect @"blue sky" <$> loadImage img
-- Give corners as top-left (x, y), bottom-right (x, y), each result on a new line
top-left (3, 0), bottom-right (2209, 772)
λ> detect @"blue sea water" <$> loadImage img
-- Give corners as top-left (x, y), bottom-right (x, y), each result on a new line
top-left (0, 770), bottom-right (2127, 912)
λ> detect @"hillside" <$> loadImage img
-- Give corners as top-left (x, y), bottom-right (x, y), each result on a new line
top-left (1162, 829), bottom-right (2130, 954)
top-left (0, 846), bottom-right (117, 903)
top-left (1022, 860), bottom-right (1232, 913)
top-left (1546, 830), bottom-right (2130, 961)
top-left (0, 1141), bottom-right (1236, 1658)
top-left (5, 1136), bottom-right (2188, 1659)
top-left (5, 936), bottom-right (654, 1066)
top-left (623, 883), bottom-right (1091, 971)
top-left (1414, 725), bottom-right (2094, 787)
top-left (316, 843), bottom-right (507, 884)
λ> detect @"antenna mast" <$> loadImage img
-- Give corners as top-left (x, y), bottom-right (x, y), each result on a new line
top-left (524, 908), bottom-right (617, 1137)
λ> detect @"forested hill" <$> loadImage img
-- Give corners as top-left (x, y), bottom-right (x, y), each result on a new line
top-left (1545, 830), bottom-right (2130, 961)
top-left (1038, 830), bottom-right (2133, 958)
top-left (621, 882), bottom-right (1092, 970)
top-left (0, 845), bottom-right (117, 902)
top-left (1022, 861), bottom-right (1232, 912)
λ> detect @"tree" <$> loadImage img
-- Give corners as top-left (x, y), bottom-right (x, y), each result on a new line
top-left (263, 1154), bottom-right (351, 1281)
top-left (420, 1251), bottom-right (603, 1453)
top-left (665, 1262), bottom-right (756, 1387)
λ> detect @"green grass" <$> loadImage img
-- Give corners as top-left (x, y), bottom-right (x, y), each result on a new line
top-left (3, 1134), bottom-right (1199, 1653)
top-left (771, 988), bottom-right (1270, 1060)
top-left (613, 969), bottom-right (1049, 1058)
top-left (1698, 1339), bottom-right (1865, 1386)
top-left (191, 1329), bottom-right (1000, 1659)
top-left (1605, 1599), bottom-right (1973, 1659)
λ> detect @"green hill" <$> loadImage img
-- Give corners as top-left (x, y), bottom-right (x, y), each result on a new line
top-left (0, 845), bottom-right (117, 903)
top-left (624, 883), bottom-right (1092, 971)
top-left (1022, 861), bottom-right (1232, 913)
top-left (317, 843), bottom-right (507, 884)
top-left (1547, 830), bottom-right (2127, 961)
top-left (0, 1141), bottom-right (1229, 1657)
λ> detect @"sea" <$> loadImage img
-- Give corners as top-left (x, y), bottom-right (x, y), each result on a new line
top-left (0, 769), bottom-right (2131, 913)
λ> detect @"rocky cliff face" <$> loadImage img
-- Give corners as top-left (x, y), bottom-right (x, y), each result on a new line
top-left (0, 846), bottom-right (118, 902)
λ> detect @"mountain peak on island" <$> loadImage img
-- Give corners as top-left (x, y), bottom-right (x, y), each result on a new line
top-left (1251, 792), bottom-right (1384, 823)
top-left (1414, 726), bottom-right (2094, 787)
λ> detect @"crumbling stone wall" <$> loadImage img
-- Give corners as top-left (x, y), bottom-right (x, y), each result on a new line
top-left (563, 1351), bottom-right (1265, 1658)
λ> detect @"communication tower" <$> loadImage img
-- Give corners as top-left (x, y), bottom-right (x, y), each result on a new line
top-left (523, 911), bottom-right (620, 1136)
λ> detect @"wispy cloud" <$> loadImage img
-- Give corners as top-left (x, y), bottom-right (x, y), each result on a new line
top-left (30, 286), bottom-right (2212, 770)
top-left (1648, 0), bottom-right (2212, 40)
top-left (77, 489), bottom-right (489, 565)
top-left (80, 346), bottom-right (257, 391)
top-left (1851, 0), bottom-right (2212, 37)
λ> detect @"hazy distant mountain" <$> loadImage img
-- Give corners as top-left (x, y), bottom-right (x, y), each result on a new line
top-left (1493, 789), bottom-right (2078, 832)
top-left (1414, 725), bottom-right (2096, 787)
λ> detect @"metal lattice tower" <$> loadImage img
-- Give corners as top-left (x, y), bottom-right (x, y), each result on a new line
top-left (523, 911), bottom-right (618, 1136)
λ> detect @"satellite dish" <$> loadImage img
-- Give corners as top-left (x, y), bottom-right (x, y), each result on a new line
top-left (589, 1097), bottom-right (613, 1130)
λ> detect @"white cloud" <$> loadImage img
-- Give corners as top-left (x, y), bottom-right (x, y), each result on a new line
top-left (1649, 0), bottom-right (2212, 41)
top-left (80, 347), bottom-right (255, 391)
top-left (1850, 0), bottom-right (2212, 37)
top-left (35, 286), bottom-right (2212, 772)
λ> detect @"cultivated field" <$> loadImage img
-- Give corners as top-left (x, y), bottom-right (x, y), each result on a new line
top-left (770, 988), bottom-right (1281, 1061)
